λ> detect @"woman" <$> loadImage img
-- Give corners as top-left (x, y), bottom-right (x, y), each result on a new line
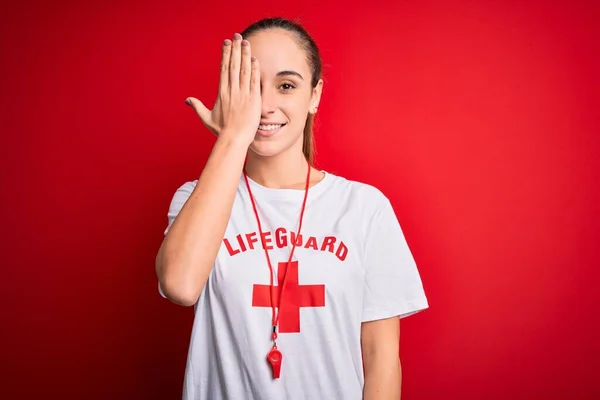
top-left (156, 17), bottom-right (429, 400)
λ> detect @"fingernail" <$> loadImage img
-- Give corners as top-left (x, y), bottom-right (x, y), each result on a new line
top-left (234, 33), bottom-right (242, 40)
top-left (242, 39), bottom-right (249, 46)
top-left (224, 39), bottom-right (231, 46)
top-left (185, 98), bottom-right (191, 106)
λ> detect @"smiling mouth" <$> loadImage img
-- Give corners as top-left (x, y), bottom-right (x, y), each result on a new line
top-left (258, 123), bottom-right (286, 131)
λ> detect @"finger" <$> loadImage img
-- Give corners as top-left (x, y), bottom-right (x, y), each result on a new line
top-left (250, 56), bottom-right (260, 96)
top-left (240, 39), bottom-right (252, 91)
top-left (219, 39), bottom-right (232, 96)
top-left (229, 33), bottom-right (242, 90)
top-left (185, 97), bottom-right (210, 123)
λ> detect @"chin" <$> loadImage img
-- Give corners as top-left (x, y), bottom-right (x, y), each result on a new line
top-left (248, 140), bottom-right (288, 158)
top-left (250, 129), bottom-right (302, 158)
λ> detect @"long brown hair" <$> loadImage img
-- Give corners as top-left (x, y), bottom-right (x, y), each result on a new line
top-left (241, 17), bottom-right (323, 165)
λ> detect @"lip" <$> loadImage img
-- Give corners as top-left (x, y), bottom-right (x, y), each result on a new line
top-left (257, 123), bottom-right (286, 137)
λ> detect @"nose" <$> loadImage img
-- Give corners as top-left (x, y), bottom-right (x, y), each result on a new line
top-left (260, 87), bottom-right (276, 116)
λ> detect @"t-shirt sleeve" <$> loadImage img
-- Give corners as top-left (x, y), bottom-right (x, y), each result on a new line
top-left (158, 180), bottom-right (197, 298)
top-left (361, 194), bottom-right (429, 322)
top-left (163, 181), bottom-right (197, 235)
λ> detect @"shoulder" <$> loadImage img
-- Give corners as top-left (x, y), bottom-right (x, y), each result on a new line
top-left (167, 179), bottom-right (198, 210)
top-left (323, 172), bottom-right (404, 249)
top-left (325, 172), bottom-right (392, 212)
top-left (174, 180), bottom-right (198, 194)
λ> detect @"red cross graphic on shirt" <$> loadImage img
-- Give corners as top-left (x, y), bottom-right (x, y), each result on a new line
top-left (252, 260), bottom-right (325, 333)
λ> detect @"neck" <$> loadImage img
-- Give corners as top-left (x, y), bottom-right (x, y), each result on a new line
top-left (245, 146), bottom-right (316, 190)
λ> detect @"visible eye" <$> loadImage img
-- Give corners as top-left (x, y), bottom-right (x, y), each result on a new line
top-left (279, 83), bottom-right (296, 91)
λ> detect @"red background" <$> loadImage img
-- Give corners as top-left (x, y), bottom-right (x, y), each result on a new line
top-left (1, 0), bottom-right (599, 399)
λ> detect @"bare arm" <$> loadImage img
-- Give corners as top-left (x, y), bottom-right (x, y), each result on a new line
top-left (155, 136), bottom-right (248, 306)
top-left (362, 317), bottom-right (402, 399)
top-left (155, 33), bottom-right (261, 306)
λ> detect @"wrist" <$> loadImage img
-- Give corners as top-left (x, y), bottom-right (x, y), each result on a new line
top-left (217, 130), bottom-right (254, 148)
top-left (214, 134), bottom-right (252, 153)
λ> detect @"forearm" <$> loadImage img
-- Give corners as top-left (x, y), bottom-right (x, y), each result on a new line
top-left (363, 355), bottom-right (402, 400)
top-left (157, 135), bottom-right (248, 306)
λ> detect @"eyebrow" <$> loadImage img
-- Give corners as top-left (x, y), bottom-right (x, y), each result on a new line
top-left (276, 70), bottom-right (304, 80)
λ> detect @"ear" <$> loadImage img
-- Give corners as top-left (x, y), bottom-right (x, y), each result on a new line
top-left (310, 79), bottom-right (324, 114)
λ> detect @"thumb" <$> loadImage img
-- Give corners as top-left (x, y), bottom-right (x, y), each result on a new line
top-left (185, 97), bottom-right (210, 123)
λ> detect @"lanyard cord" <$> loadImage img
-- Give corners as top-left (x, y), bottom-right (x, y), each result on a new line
top-left (243, 158), bottom-right (311, 343)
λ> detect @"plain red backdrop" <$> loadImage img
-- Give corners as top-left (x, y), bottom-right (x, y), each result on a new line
top-left (1, 0), bottom-right (599, 399)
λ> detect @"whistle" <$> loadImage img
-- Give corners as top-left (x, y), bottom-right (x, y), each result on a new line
top-left (267, 346), bottom-right (282, 379)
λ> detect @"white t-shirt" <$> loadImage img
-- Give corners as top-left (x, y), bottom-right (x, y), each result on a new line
top-left (159, 170), bottom-right (429, 400)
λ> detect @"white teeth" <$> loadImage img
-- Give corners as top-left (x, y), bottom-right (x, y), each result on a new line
top-left (258, 124), bottom-right (283, 131)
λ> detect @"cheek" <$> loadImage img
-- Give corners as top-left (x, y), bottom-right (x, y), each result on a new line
top-left (280, 96), bottom-right (311, 121)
